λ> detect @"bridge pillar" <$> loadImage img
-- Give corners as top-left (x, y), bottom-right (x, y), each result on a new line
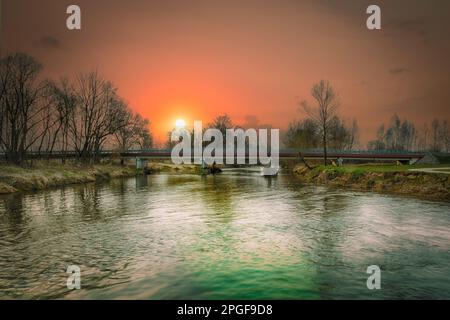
top-left (136, 158), bottom-right (148, 169)
top-left (337, 157), bottom-right (344, 166)
top-left (409, 158), bottom-right (419, 165)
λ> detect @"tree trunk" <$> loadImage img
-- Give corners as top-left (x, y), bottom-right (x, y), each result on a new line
top-left (323, 125), bottom-right (328, 165)
top-left (299, 152), bottom-right (313, 170)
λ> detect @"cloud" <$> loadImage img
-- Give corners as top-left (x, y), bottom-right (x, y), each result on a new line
top-left (39, 36), bottom-right (61, 49)
top-left (389, 68), bottom-right (408, 75)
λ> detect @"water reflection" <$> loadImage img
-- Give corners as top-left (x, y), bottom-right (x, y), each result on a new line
top-left (0, 172), bottom-right (450, 299)
top-left (135, 175), bottom-right (148, 189)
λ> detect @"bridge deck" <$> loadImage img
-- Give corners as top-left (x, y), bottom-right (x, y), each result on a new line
top-left (1, 149), bottom-right (426, 161)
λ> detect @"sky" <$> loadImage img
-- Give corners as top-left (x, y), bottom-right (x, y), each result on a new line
top-left (2, 0), bottom-right (450, 144)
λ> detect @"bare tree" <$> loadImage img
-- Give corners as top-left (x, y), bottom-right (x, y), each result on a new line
top-left (130, 114), bottom-right (152, 149)
top-left (348, 118), bottom-right (359, 150)
top-left (1, 53), bottom-right (153, 165)
top-left (431, 118), bottom-right (441, 152)
top-left (69, 72), bottom-right (127, 162)
top-left (441, 120), bottom-right (450, 152)
top-left (417, 123), bottom-right (429, 151)
top-left (327, 116), bottom-right (353, 150)
top-left (0, 53), bottom-right (46, 164)
top-left (205, 114), bottom-right (234, 150)
top-left (368, 115), bottom-right (418, 151)
top-left (300, 80), bottom-right (339, 165)
top-left (114, 108), bottom-right (152, 164)
top-left (284, 118), bottom-right (320, 149)
top-left (46, 78), bottom-right (77, 162)
top-left (207, 114), bottom-right (233, 135)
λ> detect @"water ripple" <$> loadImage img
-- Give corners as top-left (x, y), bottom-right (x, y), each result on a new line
top-left (1, 172), bottom-right (450, 299)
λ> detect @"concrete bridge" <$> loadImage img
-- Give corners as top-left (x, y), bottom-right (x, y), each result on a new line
top-left (119, 149), bottom-right (426, 168)
top-left (0, 149), bottom-right (426, 168)
top-left (1, 149), bottom-right (427, 168)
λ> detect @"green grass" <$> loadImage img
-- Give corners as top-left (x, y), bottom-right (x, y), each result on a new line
top-left (313, 163), bottom-right (450, 174)
top-left (294, 163), bottom-right (450, 201)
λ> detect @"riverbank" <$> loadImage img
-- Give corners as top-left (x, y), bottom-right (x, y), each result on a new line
top-left (146, 162), bottom-right (200, 174)
top-left (293, 164), bottom-right (450, 201)
top-left (0, 163), bottom-right (141, 194)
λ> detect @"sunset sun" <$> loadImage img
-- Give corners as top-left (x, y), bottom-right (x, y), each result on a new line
top-left (175, 119), bottom-right (186, 128)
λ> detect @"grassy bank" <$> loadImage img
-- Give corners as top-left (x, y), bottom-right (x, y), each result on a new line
top-left (0, 162), bottom-right (142, 194)
top-left (146, 162), bottom-right (200, 174)
top-left (293, 164), bottom-right (450, 201)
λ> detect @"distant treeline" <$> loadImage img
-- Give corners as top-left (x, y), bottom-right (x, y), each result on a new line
top-left (285, 114), bottom-right (450, 153)
top-left (284, 79), bottom-right (449, 153)
top-left (367, 115), bottom-right (450, 152)
top-left (285, 117), bottom-right (359, 151)
top-left (0, 53), bottom-right (152, 165)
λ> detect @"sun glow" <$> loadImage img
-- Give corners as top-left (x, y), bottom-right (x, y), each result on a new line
top-left (175, 119), bottom-right (186, 128)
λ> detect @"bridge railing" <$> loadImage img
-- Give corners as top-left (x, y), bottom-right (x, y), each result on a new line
top-left (281, 148), bottom-right (425, 156)
top-left (0, 148), bottom-right (426, 159)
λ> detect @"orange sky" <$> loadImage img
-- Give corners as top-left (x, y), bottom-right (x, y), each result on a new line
top-left (3, 0), bottom-right (450, 145)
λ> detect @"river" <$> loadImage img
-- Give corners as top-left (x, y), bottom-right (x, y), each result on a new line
top-left (1, 170), bottom-right (450, 299)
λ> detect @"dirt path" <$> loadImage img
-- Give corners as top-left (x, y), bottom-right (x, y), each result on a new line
top-left (409, 167), bottom-right (450, 174)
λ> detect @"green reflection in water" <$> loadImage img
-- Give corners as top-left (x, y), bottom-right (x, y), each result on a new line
top-left (1, 172), bottom-right (450, 299)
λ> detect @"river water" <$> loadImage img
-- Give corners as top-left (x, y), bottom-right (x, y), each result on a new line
top-left (1, 170), bottom-right (450, 299)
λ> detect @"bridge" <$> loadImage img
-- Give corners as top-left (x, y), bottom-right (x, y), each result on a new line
top-left (120, 149), bottom-right (426, 168)
top-left (1, 149), bottom-right (427, 168)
